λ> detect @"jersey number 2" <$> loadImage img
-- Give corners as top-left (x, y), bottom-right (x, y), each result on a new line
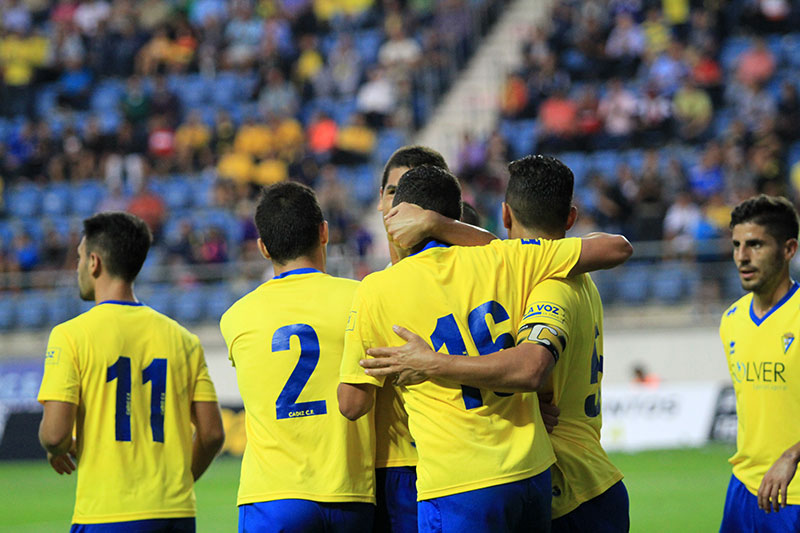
top-left (107, 357), bottom-right (167, 442)
top-left (273, 324), bottom-right (327, 420)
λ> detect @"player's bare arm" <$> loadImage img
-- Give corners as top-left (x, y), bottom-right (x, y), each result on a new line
top-left (571, 233), bottom-right (633, 275)
top-left (758, 441), bottom-right (800, 513)
top-left (190, 400), bottom-right (225, 481)
top-left (385, 202), bottom-right (496, 250)
top-left (39, 400), bottom-right (78, 475)
top-left (363, 325), bottom-right (555, 392)
top-left (337, 382), bottom-right (376, 420)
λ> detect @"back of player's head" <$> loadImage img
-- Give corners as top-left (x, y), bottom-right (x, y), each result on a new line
top-left (460, 201), bottom-right (481, 226)
top-left (729, 195), bottom-right (799, 243)
top-left (255, 181), bottom-right (324, 264)
top-left (392, 165), bottom-right (462, 220)
top-left (381, 145), bottom-right (449, 190)
top-left (506, 155), bottom-right (574, 234)
top-left (83, 212), bottom-right (152, 283)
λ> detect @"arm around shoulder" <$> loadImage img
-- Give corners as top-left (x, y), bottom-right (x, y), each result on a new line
top-left (571, 233), bottom-right (633, 275)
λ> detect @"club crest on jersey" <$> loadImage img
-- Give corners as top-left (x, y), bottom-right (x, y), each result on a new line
top-left (783, 333), bottom-right (795, 354)
top-left (45, 347), bottom-right (61, 365)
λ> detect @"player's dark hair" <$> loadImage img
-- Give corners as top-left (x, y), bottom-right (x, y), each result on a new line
top-left (730, 195), bottom-right (800, 243)
top-left (381, 145), bottom-right (449, 190)
top-left (461, 201), bottom-right (481, 226)
top-left (392, 165), bottom-right (462, 220)
top-left (83, 212), bottom-right (152, 283)
top-left (506, 155), bottom-right (574, 234)
top-left (255, 181), bottom-right (324, 264)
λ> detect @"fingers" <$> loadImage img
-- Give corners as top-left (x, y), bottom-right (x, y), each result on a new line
top-left (366, 347), bottom-right (401, 358)
top-left (360, 357), bottom-right (394, 368)
top-left (363, 365), bottom-right (399, 378)
top-left (50, 454), bottom-right (76, 475)
top-left (758, 483), bottom-right (768, 512)
top-left (781, 483), bottom-right (789, 510)
top-left (384, 206), bottom-right (399, 220)
top-left (771, 482), bottom-right (781, 513)
top-left (538, 392), bottom-right (554, 404)
top-left (392, 325), bottom-right (423, 344)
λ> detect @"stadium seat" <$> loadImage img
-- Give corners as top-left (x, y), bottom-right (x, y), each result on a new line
top-left (161, 176), bottom-right (193, 210)
top-left (173, 287), bottom-right (207, 324)
top-left (140, 285), bottom-right (173, 317)
top-left (90, 82), bottom-right (123, 112)
top-left (71, 181), bottom-right (105, 217)
top-left (651, 263), bottom-right (686, 303)
top-left (17, 292), bottom-right (48, 330)
top-left (354, 29), bottom-right (383, 65)
top-left (375, 129), bottom-right (407, 166)
top-left (589, 269), bottom-right (616, 305)
top-left (0, 297), bottom-right (14, 330)
top-left (41, 183), bottom-right (71, 216)
top-left (8, 184), bottom-right (42, 218)
top-left (616, 265), bottom-right (650, 305)
top-left (720, 37), bottom-right (750, 72)
top-left (46, 290), bottom-right (80, 326)
top-left (504, 119), bottom-right (538, 161)
top-left (189, 173), bottom-right (215, 208)
top-left (206, 284), bottom-right (235, 321)
top-left (559, 152), bottom-right (588, 186)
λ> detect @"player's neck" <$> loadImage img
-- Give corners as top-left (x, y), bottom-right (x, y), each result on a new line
top-left (272, 253), bottom-right (326, 277)
top-left (515, 227), bottom-right (565, 241)
top-left (94, 277), bottom-right (137, 305)
top-left (388, 243), bottom-right (400, 265)
top-left (752, 271), bottom-right (793, 316)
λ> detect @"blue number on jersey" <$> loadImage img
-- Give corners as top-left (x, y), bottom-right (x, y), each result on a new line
top-left (273, 324), bottom-right (328, 420)
top-left (142, 359), bottom-right (167, 442)
top-left (107, 356), bottom-right (132, 442)
top-left (431, 300), bottom-right (514, 409)
top-left (584, 325), bottom-right (603, 417)
top-left (107, 357), bottom-right (170, 442)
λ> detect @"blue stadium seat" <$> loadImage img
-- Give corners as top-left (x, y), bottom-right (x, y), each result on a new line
top-left (591, 151), bottom-right (621, 181)
top-left (0, 297), bottom-right (14, 330)
top-left (375, 128), bottom-right (407, 166)
top-left (90, 82), bottom-right (123, 112)
top-left (720, 37), bottom-right (750, 71)
top-left (140, 285), bottom-right (173, 317)
top-left (194, 208), bottom-right (242, 248)
top-left (781, 34), bottom-right (800, 68)
top-left (212, 73), bottom-right (241, 107)
top-left (189, 174), bottom-right (215, 208)
top-left (651, 263), bottom-right (686, 303)
top-left (35, 85), bottom-right (59, 117)
top-left (42, 183), bottom-right (71, 216)
top-left (161, 176), bottom-right (193, 210)
top-left (332, 98), bottom-right (358, 126)
top-left (46, 290), bottom-right (79, 326)
top-left (175, 75), bottom-right (210, 108)
top-left (354, 29), bottom-right (383, 65)
top-left (8, 184), bottom-right (42, 218)
top-left (206, 284), bottom-right (235, 321)
top-left (138, 247), bottom-right (164, 283)
top-left (17, 292), bottom-right (48, 330)
top-left (617, 265), bottom-right (650, 305)
top-left (353, 164), bottom-right (377, 206)
top-left (559, 152), bottom-right (588, 186)
top-left (589, 269), bottom-right (616, 305)
top-left (72, 181), bottom-right (105, 217)
top-left (787, 140), bottom-right (800, 168)
top-left (173, 287), bottom-right (207, 323)
top-left (505, 119), bottom-right (538, 160)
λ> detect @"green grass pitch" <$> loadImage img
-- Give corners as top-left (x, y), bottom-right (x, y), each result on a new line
top-left (0, 444), bottom-right (735, 532)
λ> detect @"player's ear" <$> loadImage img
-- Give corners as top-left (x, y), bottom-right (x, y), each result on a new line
top-left (257, 238), bottom-right (271, 260)
top-left (565, 205), bottom-right (578, 232)
top-left (89, 251), bottom-right (102, 278)
top-left (319, 221), bottom-right (329, 246)
top-left (785, 238), bottom-right (798, 261)
top-left (377, 188), bottom-right (384, 211)
top-left (501, 202), bottom-right (513, 231)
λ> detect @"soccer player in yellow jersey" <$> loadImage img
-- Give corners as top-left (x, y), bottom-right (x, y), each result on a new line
top-left (220, 182), bottom-right (375, 532)
top-left (375, 146), bottom-right (496, 533)
top-left (339, 163), bottom-right (632, 533)
top-left (364, 155), bottom-right (629, 532)
top-left (37, 212), bottom-right (224, 533)
top-left (719, 195), bottom-right (800, 532)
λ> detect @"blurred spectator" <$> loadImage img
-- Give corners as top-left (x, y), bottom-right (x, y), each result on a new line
top-left (379, 16), bottom-right (421, 74)
top-left (632, 365), bottom-right (660, 387)
top-left (150, 75), bottom-right (181, 127)
top-left (574, 86), bottom-right (603, 150)
top-left (500, 72), bottom-right (529, 119)
top-left (736, 37), bottom-right (775, 86)
top-left (727, 81), bottom-right (776, 132)
top-left (598, 78), bottom-right (637, 148)
top-left (646, 41), bottom-right (690, 97)
top-left (586, 172), bottom-right (631, 232)
top-left (332, 113), bottom-right (375, 165)
top-left (664, 190), bottom-right (701, 257)
top-left (688, 49), bottom-right (723, 107)
top-left (0, 28), bottom-right (49, 117)
top-left (356, 67), bottom-right (396, 129)
top-left (673, 78), bottom-right (713, 143)
top-left (175, 111), bottom-right (212, 170)
top-left (198, 227), bottom-right (229, 264)
top-left (329, 35), bottom-right (363, 97)
top-left (637, 84), bottom-right (672, 147)
top-left (127, 180), bottom-right (167, 240)
top-left (642, 7), bottom-right (669, 57)
top-left (605, 13), bottom-right (645, 77)
top-left (10, 232), bottom-right (40, 272)
top-left (688, 142), bottom-right (725, 201)
top-left (224, 1), bottom-right (263, 69)
top-left (57, 58), bottom-right (93, 110)
top-left (258, 68), bottom-right (300, 118)
top-left (775, 81), bottom-right (800, 143)
top-left (122, 76), bottom-right (151, 125)
top-left (537, 88), bottom-right (577, 152)
top-left (307, 112), bottom-right (338, 156)
top-left (631, 171), bottom-right (667, 241)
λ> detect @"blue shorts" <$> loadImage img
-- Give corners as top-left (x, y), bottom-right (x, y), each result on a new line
top-left (375, 466), bottom-right (418, 533)
top-left (238, 499), bottom-right (374, 533)
top-left (552, 481), bottom-right (629, 533)
top-left (418, 470), bottom-right (552, 533)
top-left (70, 518), bottom-right (195, 533)
top-left (720, 474), bottom-right (800, 533)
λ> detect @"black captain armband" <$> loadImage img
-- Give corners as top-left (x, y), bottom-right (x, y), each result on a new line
top-left (516, 323), bottom-right (567, 363)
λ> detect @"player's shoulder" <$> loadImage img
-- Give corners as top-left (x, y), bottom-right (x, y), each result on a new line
top-left (144, 305), bottom-right (202, 347)
top-left (720, 292), bottom-right (752, 325)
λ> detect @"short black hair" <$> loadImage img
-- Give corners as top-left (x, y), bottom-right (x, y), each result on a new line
top-left (506, 155), bottom-right (574, 234)
top-left (255, 181), bottom-right (324, 264)
top-left (381, 145), bottom-right (449, 190)
top-left (392, 165), bottom-right (462, 220)
top-left (730, 195), bottom-right (799, 243)
top-left (83, 212), bottom-right (152, 283)
top-left (461, 201), bottom-right (481, 226)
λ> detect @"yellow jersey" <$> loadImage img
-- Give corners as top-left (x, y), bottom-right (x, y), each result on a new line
top-left (220, 269), bottom-right (375, 506)
top-left (519, 277), bottom-right (623, 518)
top-left (720, 281), bottom-right (800, 503)
top-left (341, 238), bottom-right (582, 500)
top-left (37, 301), bottom-right (218, 525)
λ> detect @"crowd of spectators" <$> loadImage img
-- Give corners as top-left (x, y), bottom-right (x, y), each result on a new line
top-left (454, 0), bottom-right (800, 273)
top-left (0, 0), bottom-right (504, 284)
